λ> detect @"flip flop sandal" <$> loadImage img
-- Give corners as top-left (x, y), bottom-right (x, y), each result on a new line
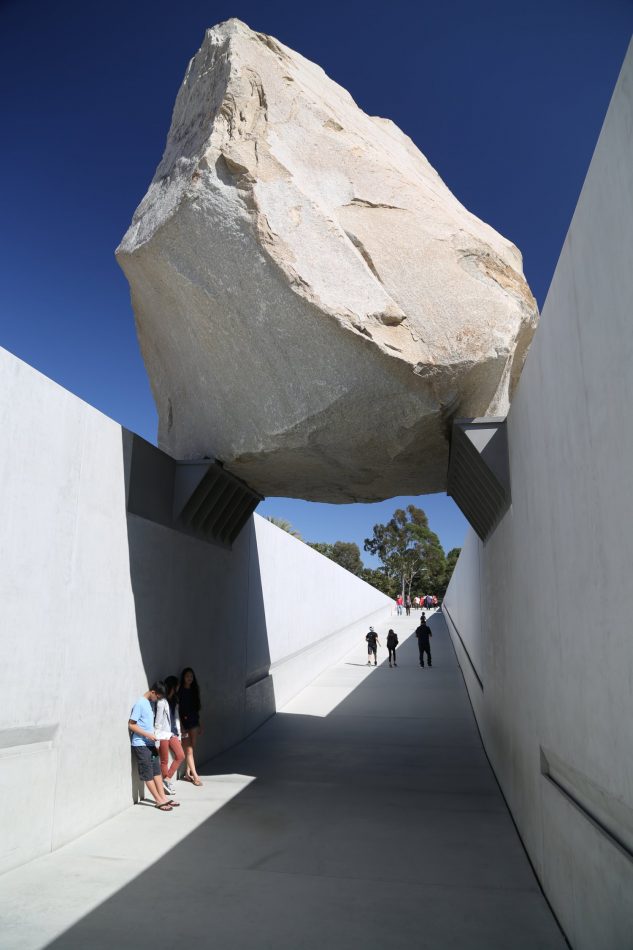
top-left (155, 803), bottom-right (173, 811)
top-left (192, 779), bottom-right (203, 786)
top-left (182, 775), bottom-right (194, 783)
top-left (166, 800), bottom-right (181, 807)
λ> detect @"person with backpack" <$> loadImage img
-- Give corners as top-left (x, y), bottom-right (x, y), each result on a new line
top-left (415, 618), bottom-right (432, 668)
top-left (386, 629), bottom-right (399, 667)
top-left (365, 626), bottom-right (380, 666)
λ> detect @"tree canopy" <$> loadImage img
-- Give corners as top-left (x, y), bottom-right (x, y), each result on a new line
top-left (308, 540), bottom-right (364, 576)
top-left (442, 547), bottom-right (461, 591)
top-left (270, 503), bottom-right (460, 599)
top-left (363, 505), bottom-right (447, 598)
top-left (266, 516), bottom-right (302, 539)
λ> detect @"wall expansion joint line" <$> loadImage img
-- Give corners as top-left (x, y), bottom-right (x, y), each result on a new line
top-left (540, 747), bottom-right (633, 864)
top-left (442, 603), bottom-right (483, 691)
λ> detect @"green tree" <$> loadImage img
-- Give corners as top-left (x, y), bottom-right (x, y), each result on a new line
top-left (308, 541), bottom-right (333, 558)
top-left (360, 566), bottom-right (399, 598)
top-left (266, 517), bottom-right (302, 539)
top-left (364, 505), bottom-right (446, 599)
top-left (308, 540), bottom-right (364, 576)
top-left (330, 541), bottom-right (363, 575)
top-left (440, 547), bottom-right (461, 595)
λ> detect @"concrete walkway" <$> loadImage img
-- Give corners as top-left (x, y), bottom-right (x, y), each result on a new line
top-left (0, 612), bottom-right (567, 949)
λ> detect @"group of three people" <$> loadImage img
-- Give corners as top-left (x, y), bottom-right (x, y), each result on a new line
top-left (365, 617), bottom-right (433, 668)
top-left (128, 667), bottom-right (204, 812)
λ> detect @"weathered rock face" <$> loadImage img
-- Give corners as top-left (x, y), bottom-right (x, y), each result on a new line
top-left (117, 18), bottom-right (538, 502)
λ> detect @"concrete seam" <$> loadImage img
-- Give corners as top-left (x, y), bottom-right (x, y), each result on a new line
top-left (49, 409), bottom-right (88, 855)
top-left (442, 609), bottom-right (573, 949)
top-left (442, 602), bottom-right (483, 690)
top-left (540, 750), bottom-right (633, 864)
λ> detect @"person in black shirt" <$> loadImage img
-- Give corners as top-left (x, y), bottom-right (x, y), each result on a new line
top-left (365, 626), bottom-right (380, 666)
top-left (415, 619), bottom-right (432, 668)
top-left (179, 667), bottom-right (203, 786)
top-left (386, 629), bottom-right (399, 667)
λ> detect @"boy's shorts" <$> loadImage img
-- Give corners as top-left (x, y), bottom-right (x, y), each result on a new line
top-left (367, 645), bottom-right (377, 655)
top-left (132, 745), bottom-right (161, 782)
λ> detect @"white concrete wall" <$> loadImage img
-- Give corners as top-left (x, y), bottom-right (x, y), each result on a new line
top-left (444, 40), bottom-right (633, 949)
top-left (0, 347), bottom-right (391, 874)
top-left (442, 528), bottom-right (484, 685)
top-left (252, 520), bottom-right (392, 706)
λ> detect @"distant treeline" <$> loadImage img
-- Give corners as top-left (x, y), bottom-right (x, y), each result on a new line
top-left (267, 505), bottom-right (460, 598)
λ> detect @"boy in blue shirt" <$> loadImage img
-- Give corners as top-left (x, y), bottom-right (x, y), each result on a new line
top-left (129, 681), bottom-right (178, 812)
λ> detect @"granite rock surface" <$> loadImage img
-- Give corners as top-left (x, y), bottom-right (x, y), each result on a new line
top-left (117, 18), bottom-right (538, 502)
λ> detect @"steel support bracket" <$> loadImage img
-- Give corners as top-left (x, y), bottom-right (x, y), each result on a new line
top-left (447, 418), bottom-right (510, 542)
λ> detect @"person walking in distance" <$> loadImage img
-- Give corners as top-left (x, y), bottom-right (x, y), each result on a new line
top-left (405, 595), bottom-right (411, 617)
top-left (396, 594), bottom-right (403, 616)
top-left (387, 629), bottom-right (399, 667)
top-left (180, 667), bottom-right (203, 786)
top-left (366, 626), bottom-right (380, 666)
top-left (415, 617), bottom-right (433, 668)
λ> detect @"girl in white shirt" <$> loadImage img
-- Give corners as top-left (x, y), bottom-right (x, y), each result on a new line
top-left (154, 675), bottom-right (185, 796)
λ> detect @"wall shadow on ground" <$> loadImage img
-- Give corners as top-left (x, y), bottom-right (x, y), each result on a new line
top-left (43, 613), bottom-right (565, 950)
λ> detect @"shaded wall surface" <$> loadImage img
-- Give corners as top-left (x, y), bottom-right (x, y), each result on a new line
top-left (0, 348), bottom-right (391, 874)
top-left (444, 40), bottom-right (633, 950)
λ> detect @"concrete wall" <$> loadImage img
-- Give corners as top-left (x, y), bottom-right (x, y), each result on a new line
top-left (444, 40), bottom-right (633, 949)
top-left (0, 347), bottom-right (391, 874)
top-left (441, 528), bottom-right (484, 687)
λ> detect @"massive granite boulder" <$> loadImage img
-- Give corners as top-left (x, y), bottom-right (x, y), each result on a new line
top-left (117, 18), bottom-right (538, 502)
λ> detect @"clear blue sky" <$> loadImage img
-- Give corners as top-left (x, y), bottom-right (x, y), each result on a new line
top-left (1, 1), bottom-right (631, 562)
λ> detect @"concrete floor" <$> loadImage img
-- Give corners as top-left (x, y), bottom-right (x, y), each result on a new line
top-left (0, 612), bottom-right (567, 949)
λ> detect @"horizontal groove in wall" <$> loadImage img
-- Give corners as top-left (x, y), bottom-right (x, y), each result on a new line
top-left (0, 724), bottom-right (58, 758)
top-left (540, 747), bottom-right (633, 863)
top-left (442, 603), bottom-right (483, 691)
top-left (245, 670), bottom-right (271, 689)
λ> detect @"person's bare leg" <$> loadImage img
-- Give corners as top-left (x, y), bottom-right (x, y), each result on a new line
top-left (187, 728), bottom-right (203, 783)
top-left (167, 736), bottom-right (185, 780)
top-left (183, 736), bottom-right (195, 779)
top-left (145, 775), bottom-right (169, 805)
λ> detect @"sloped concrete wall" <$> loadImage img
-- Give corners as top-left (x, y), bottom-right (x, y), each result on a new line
top-left (441, 529), bottom-right (484, 686)
top-left (0, 348), bottom-right (391, 874)
top-left (444, 39), bottom-right (633, 950)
